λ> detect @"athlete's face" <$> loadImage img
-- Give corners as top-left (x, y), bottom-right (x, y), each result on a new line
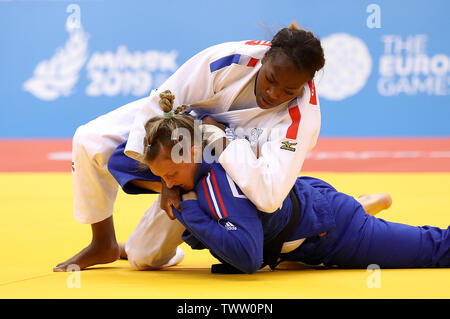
top-left (147, 145), bottom-right (198, 191)
top-left (255, 52), bottom-right (311, 109)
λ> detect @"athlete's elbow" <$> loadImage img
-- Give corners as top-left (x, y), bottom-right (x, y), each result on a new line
top-left (238, 258), bottom-right (262, 274)
top-left (242, 266), bottom-right (259, 274)
top-left (249, 260), bottom-right (263, 274)
top-left (254, 198), bottom-right (284, 214)
top-left (238, 249), bottom-right (263, 274)
top-left (247, 190), bottom-right (285, 213)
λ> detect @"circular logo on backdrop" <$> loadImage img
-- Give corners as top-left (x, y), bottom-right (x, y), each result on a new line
top-left (317, 33), bottom-right (372, 101)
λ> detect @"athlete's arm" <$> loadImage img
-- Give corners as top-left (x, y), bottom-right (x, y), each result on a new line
top-left (171, 165), bottom-right (264, 274)
top-left (108, 140), bottom-right (162, 194)
top-left (124, 44), bottom-right (228, 161)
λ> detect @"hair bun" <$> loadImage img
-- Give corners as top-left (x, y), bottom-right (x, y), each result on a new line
top-left (288, 21), bottom-right (300, 31)
top-left (158, 90), bottom-right (175, 113)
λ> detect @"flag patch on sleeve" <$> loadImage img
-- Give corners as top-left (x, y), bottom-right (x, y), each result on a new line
top-left (210, 54), bottom-right (259, 72)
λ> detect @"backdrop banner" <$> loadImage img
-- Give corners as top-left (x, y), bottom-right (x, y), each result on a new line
top-left (1, 0), bottom-right (449, 137)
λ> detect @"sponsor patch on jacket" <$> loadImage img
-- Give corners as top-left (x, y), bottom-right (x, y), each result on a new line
top-left (218, 218), bottom-right (237, 231)
top-left (280, 141), bottom-right (297, 152)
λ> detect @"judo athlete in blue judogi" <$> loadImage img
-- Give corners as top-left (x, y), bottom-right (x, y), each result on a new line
top-left (107, 118), bottom-right (449, 274)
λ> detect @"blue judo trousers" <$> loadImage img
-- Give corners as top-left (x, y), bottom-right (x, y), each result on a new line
top-left (284, 177), bottom-right (450, 269)
top-left (108, 141), bottom-right (450, 273)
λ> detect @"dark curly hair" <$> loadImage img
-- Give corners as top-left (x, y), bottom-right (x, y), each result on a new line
top-left (264, 22), bottom-right (325, 79)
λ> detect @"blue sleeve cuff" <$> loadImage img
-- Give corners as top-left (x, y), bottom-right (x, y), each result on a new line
top-left (180, 199), bottom-right (199, 211)
top-left (197, 113), bottom-right (229, 128)
top-left (197, 113), bottom-right (213, 121)
top-left (108, 140), bottom-right (161, 195)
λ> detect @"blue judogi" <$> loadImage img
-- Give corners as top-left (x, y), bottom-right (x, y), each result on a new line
top-left (108, 141), bottom-right (450, 273)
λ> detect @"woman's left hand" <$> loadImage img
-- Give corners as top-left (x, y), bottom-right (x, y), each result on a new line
top-left (201, 116), bottom-right (226, 131)
top-left (182, 191), bottom-right (198, 201)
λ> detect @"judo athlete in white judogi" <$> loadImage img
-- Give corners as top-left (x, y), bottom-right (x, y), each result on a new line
top-left (55, 23), bottom-right (389, 272)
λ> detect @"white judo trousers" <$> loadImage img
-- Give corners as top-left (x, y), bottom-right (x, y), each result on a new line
top-left (72, 98), bottom-right (144, 224)
top-left (72, 97), bottom-right (186, 269)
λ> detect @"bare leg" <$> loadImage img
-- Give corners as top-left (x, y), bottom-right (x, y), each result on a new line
top-left (357, 192), bottom-right (392, 216)
top-left (53, 216), bottom-right (120, 272)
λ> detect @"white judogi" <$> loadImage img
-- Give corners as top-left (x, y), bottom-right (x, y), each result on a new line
top-left (215, 83), bottom-right (320, 213)
top-left (71, 40), bottom-right (321, 269)
top-left (73, 41), bottom-right (268, 224)
top-left (124, 41), bottom-right (271, 162)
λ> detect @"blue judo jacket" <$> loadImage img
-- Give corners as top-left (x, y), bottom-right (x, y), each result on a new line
top-left (108, 140), bottom-right (337, 274)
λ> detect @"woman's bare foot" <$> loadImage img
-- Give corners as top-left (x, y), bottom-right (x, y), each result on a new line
top-left (357, 192), bottom-right (393, 216)
top-left (53, 240), bottom-right (120, 272)
top-left (53, 216), bottom-right (120, 272)
top-left (118, 242), bottom-right (128, 260)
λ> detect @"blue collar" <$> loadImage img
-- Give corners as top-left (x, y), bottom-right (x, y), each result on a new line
top-left (193, 160), bottom-right (216, 185)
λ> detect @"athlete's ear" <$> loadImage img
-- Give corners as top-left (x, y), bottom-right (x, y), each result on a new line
top-left (261, 54), bottom-right (268, 65)
top-left (261, 51), bottom-right (272, 65)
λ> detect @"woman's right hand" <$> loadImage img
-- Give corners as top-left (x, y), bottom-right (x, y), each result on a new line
top-left (200, 117), bottom-right (229, 157)
top-left (160, 180), bottom-right (181, 220)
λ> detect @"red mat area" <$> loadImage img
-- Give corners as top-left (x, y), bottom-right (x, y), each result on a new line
top-left (0, 139), bottom-right (73, 172)
top-left (304, 138), bottom-right (450, 172)
top-left (1, 138), bottom-right (449, 172)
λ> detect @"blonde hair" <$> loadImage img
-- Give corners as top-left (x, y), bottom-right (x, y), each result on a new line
top-left (143, 90), bottom-right (195, 162)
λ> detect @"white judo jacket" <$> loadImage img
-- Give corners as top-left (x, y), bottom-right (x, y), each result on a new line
top-left (125, 40), bottom-right (271, 160)
top-left (124, 40), bottom-right (321, 213)
top-left (74, 40), bottom-right (321, 224)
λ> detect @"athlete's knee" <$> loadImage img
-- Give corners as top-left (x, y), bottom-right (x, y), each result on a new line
top-left (126, 243), bottom-right (184, 271)
top-left (126, 252), bottom-right (170, 271)
top-left (125, 237), bottom-right (159, 270)
top-left (127, 254), bottom-right (156, 271)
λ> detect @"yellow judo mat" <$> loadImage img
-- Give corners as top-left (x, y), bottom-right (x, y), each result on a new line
top-left (1, 172), bottom-right (449, 299)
